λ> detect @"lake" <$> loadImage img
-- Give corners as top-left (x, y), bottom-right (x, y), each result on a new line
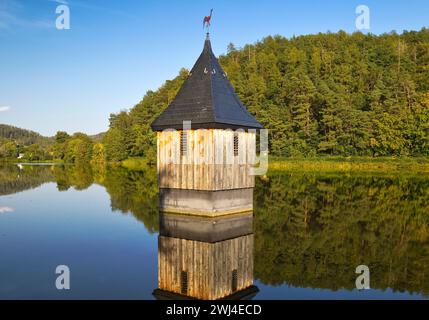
top-left (0, 164), bottom-right (428, 299)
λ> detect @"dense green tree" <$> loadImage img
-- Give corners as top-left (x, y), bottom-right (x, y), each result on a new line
top-left (22, 144), bottom-right (48, 161)
top-left (64, 133), bottom-right (93, 164)
top-left (91, 143), bottom-right (106, 165)
top-left (103, 127), bottom-right (129, 162)
top-left (0, 139), bottom-right (18, 158)
top-left (285, 74), bottom-right (318, 156)
top-left (52, 131), bottom-right (71, 160)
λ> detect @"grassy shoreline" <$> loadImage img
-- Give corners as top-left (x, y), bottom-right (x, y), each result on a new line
top-left (121, 156), bottom-right (429, 173)
top-left (120, 156), bottom-right (429, 173)
top-left (268, 156), bottom-right (429, 173)
top-left (3, 156), bottom-right (429, 173)
top-left (0, 159), bottom-right (64, 164)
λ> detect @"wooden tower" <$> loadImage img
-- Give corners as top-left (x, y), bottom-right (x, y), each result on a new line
top-left (151, 34), bottom-right (262, 216)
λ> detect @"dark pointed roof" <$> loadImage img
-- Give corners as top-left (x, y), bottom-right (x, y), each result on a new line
top-left (151, 34), bottom-right (263, 131)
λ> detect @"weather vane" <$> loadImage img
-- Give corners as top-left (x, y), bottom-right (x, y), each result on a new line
top-left (203, 9), bottom-right (213, 32)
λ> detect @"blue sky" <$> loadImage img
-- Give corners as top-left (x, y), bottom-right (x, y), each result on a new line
top-left (0, 0), bottom-right (428, 136)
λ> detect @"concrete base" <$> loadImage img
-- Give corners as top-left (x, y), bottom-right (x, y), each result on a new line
top-left (159, 188), bottom-right (254, 217)
top-left (160, 212), bottom-right (253, 243)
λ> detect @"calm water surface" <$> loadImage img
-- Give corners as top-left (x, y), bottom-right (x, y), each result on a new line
top-left (0, 164), bottom-right (428, 299)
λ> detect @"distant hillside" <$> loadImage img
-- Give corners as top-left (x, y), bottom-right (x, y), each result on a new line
top-left (0, 124), bottom-right (106, 146)
top-left (0, 124), bottom-right (52, 146)
top-left (90, 132), bottom-right (106, 143)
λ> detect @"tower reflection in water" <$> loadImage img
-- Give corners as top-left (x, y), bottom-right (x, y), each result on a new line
top-left (153, 209), bottom-right (258, 300)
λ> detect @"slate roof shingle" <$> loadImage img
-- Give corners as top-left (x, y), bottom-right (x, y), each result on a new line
top-left (151, 35), bottom-right (263, 131)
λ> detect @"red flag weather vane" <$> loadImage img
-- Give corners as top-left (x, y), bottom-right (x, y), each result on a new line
top-left (203, 9), bottom-right (213, 31)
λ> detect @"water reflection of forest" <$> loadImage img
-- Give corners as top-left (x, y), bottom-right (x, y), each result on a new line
top-left (1, 164), bottom-right (429, 296)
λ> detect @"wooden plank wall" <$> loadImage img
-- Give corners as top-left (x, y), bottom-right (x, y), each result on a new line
top-left (158, 234), bottom-right (254, 300)
top-left (157, 129), bottom-right (256, 190)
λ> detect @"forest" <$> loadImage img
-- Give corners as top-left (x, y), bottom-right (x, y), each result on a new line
top-left (1, 29), bottom-right (429, 163)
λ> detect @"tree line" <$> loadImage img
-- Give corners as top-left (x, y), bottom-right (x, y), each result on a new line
top-left (0, 128), bottom-right (106, 164)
